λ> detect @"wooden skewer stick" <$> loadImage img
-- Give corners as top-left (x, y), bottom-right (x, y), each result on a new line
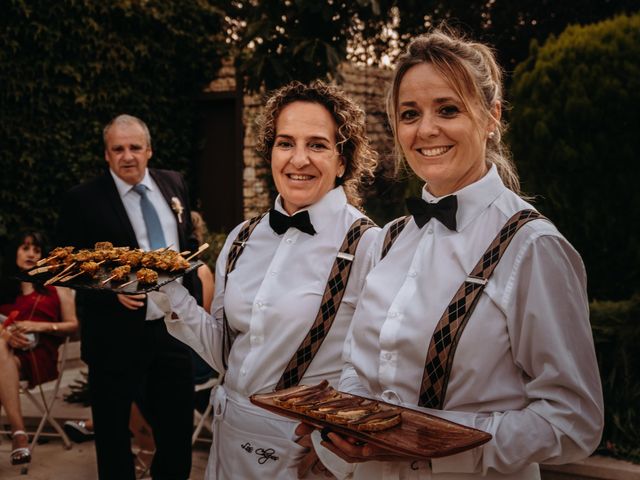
top-left (117, 278), bottom-right (138, 290)
top-left (36, 255), bottom-right (55, 267)
top-left (153, 244), bottom-right (174, 253)
top-left (180, 251), bottom-right (191, 256)
top-left (101, 274), bottom-right (117, 285)
top-left (28, 265), bottom-right (59, 276)
top-left (59, 270), bottom-right (85, 283)
top-left (184, 243), bottom-right (209, 263)
top-left (45, 262), bottom-right (78, 286)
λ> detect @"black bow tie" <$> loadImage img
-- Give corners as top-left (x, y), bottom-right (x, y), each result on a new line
top-left (406, 195), bottom-right (458, 230)
top-left (269, 209), bottom-right (317, 235)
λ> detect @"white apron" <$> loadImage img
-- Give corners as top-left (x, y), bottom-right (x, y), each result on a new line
top-left (206, 385), bottom-right (328, 480)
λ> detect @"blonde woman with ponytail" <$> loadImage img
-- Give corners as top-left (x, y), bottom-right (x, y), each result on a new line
top-left (302, 28), bottom-right (604, 480)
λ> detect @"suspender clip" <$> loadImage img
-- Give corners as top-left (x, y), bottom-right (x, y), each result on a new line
top-left (466, 275), bottom-right (488, 285)
top-left (232, 240), bottom-right (246, 248)
top-left (337, 252), bottom-right (355, 262)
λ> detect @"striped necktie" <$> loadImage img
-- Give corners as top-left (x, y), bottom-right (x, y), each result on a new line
top-left (132, 184), bottom-right (167, 249)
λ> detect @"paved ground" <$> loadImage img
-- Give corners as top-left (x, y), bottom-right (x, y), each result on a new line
top-left (0, 342), bottom-right (210, 479)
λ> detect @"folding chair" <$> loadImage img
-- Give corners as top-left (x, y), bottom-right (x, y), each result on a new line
top-left (192, 375), bottom-right (218, 445)
top-left (0, 337), bottom-right (73, 455)
top-left (21, 337), bottom-right (73, 452)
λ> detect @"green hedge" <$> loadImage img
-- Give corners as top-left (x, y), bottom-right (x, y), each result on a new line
top-left (591, 294), bottom-right (640, 462)
top-left (509, 13), bottom-right (640, 301)
top-left (0, 0), bottom-right (223, 259)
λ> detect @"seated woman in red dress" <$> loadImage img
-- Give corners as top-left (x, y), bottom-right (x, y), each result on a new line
top-left (0, 231), bottom-right (79, 466)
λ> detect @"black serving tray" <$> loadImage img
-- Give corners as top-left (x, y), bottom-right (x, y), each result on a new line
top-left (21, 260), bottom-right (202, 295)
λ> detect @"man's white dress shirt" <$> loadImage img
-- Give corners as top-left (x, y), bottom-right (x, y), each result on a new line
top-left (110, 168), bottom-right (179, 252)
top-left (161, 187), bottom-right (378, 479)
top-left (111, 169), bottom-right (182, 319)
top-left (315, 166), bottom-right (604, 480)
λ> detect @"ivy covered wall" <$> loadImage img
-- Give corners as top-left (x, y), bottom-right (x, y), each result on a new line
top-left (0, 0), bottom-right (223, 253)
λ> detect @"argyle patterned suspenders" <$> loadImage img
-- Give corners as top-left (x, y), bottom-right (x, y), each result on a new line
top-left (380, 216), bottom-right (411, 260)
top-left (419, 209), bottom-right (545, 408)
top-left (221, 213), bottom-right (266, 370)
top-left (378, 210), bottom-right (546, 409)
top-left (276, 217), bottom-right (377, 390)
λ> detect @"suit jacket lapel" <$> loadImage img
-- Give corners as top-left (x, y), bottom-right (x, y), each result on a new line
top-left (150, 169), bottom-right (188, 250)
top-left (100, 174), bottom-right (139, 248)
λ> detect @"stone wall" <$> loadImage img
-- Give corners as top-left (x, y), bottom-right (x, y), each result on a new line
top-left (207, 61), bottom-right (395, 220)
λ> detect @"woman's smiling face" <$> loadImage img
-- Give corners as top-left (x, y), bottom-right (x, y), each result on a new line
top-left (270, 101), bottom-right (345, 215)
top-left (396, 62), bottom-right (491, 197)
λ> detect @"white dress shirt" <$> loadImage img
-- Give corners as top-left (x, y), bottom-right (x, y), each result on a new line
top-left (110, 168), bottom-right (179, 252)
top-left (159, 187), bottom-right (378, 479)
top-left (163, 186), bottom-right (378, 394)
top-left (317, 166), bottom-right (603, 479)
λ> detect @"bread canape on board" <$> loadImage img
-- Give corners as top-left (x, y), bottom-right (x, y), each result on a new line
top-left (272, 380), bottom-right (402, 432)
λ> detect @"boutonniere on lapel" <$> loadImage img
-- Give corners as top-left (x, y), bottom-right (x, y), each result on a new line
top-left (171, 197), bottom-right (184, 223)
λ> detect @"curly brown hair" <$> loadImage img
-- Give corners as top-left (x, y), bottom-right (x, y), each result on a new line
top-left (256, 80), bottom-right (378, 207)
top-left (387, 28), bottom-right (522, 195)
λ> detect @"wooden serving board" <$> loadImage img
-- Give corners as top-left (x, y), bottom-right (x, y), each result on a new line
top-left (22, 260), bottom-right (202, 295)
top-left (251, 387), bottom-right (492, 459)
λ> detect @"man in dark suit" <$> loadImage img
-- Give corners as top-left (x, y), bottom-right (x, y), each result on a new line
top-left (57, 114), bottom-right (200, 480)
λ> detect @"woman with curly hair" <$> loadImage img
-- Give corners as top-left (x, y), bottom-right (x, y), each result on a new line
top-left (156, 80), bottom-right (379, 478)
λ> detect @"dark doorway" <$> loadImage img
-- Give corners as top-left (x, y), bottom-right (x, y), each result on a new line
top-left (196, 92), bottom-right (244, 233)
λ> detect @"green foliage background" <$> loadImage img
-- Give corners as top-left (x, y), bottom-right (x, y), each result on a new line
top-left (0, 0), bottom-right (223, 252)
top-left (509, 13), bottom-right (640, 301)
top-left (591, 295), bottom-right (640, 462)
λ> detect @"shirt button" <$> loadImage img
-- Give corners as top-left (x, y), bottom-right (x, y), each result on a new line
top-left (271, 271), bottom-right (278, 276)
top-left (426, 227), bottom-right (433, 234)
top-left (285, 238), bottom-right (293, 244)
top-left (389, 311), bottom-right (398, 318)
top-left (408, 270), bottom-right (417, 278)
top-left (256, 301), bottom-right (264, 309)
top-left (240, 368), bottom-right (247, 376)
top-left (382, 352), bottom-right (392, 360)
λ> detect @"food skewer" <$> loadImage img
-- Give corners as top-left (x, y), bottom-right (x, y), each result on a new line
top-left (44, 262), bottom-right (78, 286)
top-left (58, 260), bottom-right (106, 283)
top-left (184, 243), bottom-right (209, 262)
top-left (37, 246), bottom-right (75, 266)
top-left (59, 270), bottom-right (85, 283)
top-left (36, 256), bottom-right (52, 267)
top-left (28, 265), bottom-right (60, 276)
top-left (100, 265), bottom-right (132, 285)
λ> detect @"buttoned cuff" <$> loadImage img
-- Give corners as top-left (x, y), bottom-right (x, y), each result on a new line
top-left (145, 292), bottom-right (166, 320)
top-left (311, 430), bottom-right (356, 479)
top-left (158, 281), bottom-right (191, 322)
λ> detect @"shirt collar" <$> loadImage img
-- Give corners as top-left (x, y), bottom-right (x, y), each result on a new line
top-left (110, 168), bottom-right (153, 199)
top-left (273, 186), bottom-right (347, 233)
top-left (421, 164), bottom-right (505, 232)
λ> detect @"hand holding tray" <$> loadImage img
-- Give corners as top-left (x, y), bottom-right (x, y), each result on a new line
top-left (251, 384), bottom-right (492, 459)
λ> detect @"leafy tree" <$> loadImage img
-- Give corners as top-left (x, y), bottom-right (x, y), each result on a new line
top-left (0, 0), bottom-right (223, 258)
top-left (509, 13), bottom-right (640, 301)
top-left (225, 0), bottom-right (638, 92)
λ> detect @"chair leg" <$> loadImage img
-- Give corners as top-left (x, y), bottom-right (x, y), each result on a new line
top-left (191, 403), bottom-right (213, 444)
top-left (22, 388), bottom-right (72, 451)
